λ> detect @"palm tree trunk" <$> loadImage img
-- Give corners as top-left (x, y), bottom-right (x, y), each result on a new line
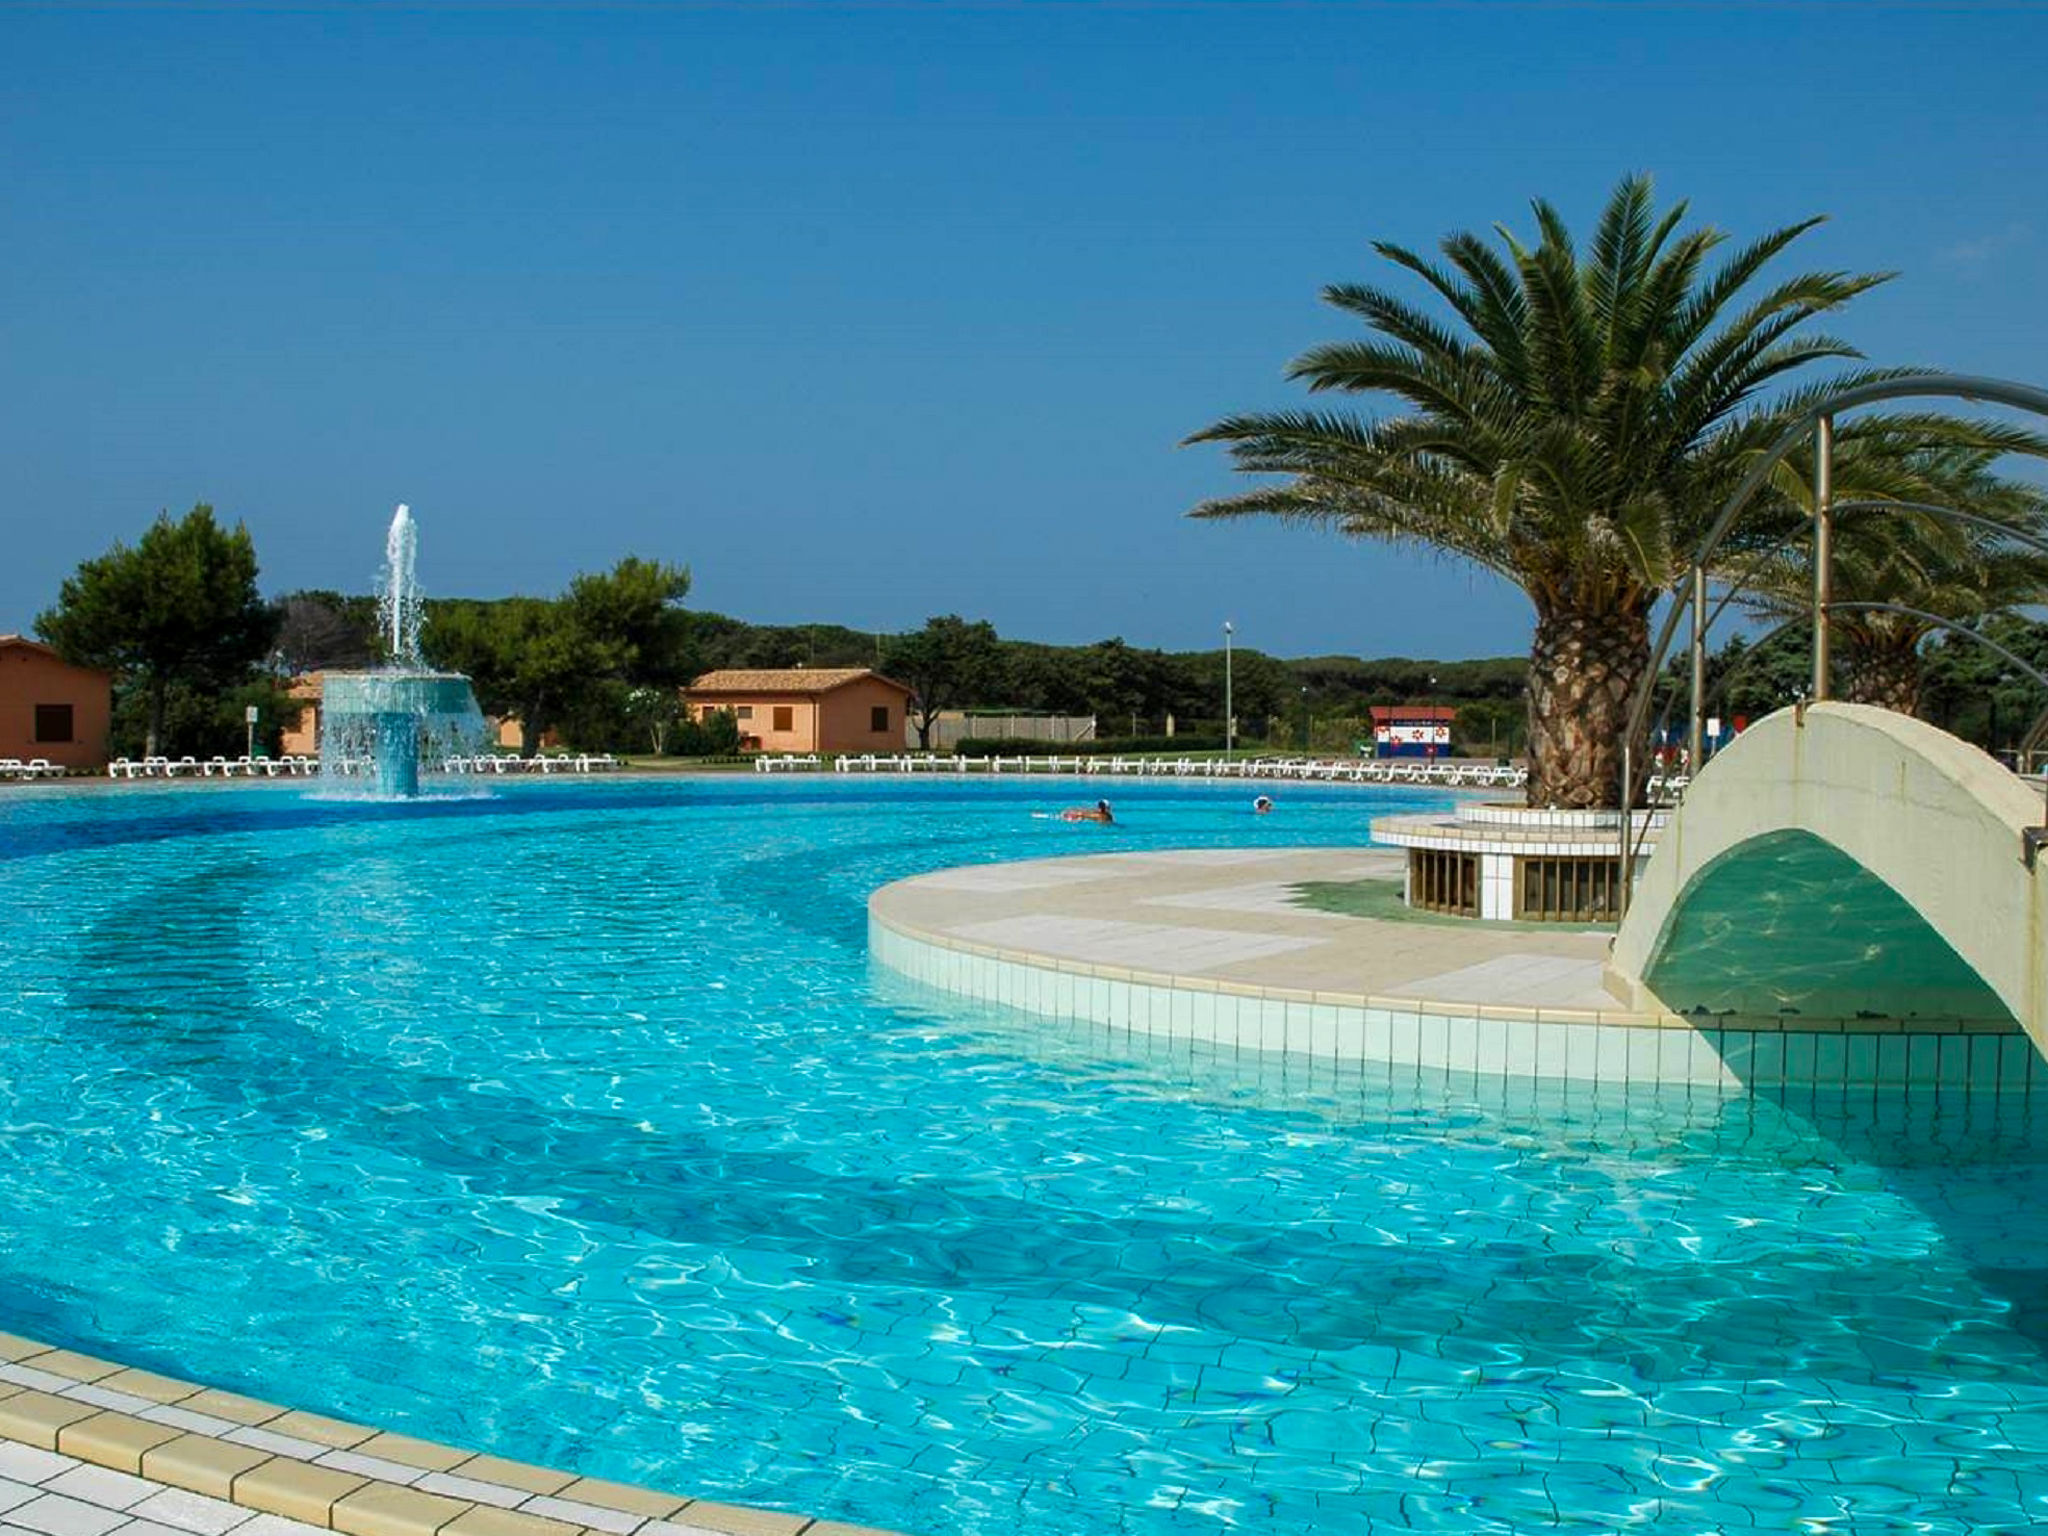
top-left (1839, 638), bottom-right (1923, 716)
top-left (1525, 604), bottom-right (1649, 809)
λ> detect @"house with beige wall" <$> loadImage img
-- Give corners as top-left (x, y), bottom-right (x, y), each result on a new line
top-left (279, 673), bottom-right (324, 758)
top-left (0, 636), bottom-right (112, 771)
top-left (684, 668), bottom-right (913, 754)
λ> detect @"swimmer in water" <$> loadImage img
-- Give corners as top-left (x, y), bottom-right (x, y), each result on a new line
top-left (1059, 799), bottom-right (1114, 824)
top-left (1253, 795), bottom-right (1274, 815)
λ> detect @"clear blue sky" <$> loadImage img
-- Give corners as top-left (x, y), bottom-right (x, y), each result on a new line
top-left (4, 1), bottom-right (2044, 660)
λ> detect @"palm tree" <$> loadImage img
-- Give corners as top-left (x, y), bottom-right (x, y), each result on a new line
top-left (1185, 175), bottom-right (1913, 808)
top-left (1743, 447), bottom-right (2048, 716)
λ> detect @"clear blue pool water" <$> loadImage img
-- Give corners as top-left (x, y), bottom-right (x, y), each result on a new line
top-left (2, 777), bottom-right (2047, 1534)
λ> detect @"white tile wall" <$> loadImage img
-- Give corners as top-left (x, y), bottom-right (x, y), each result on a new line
top-left (871, 920), bottom-right (2043, 1093)
top-left (1360, 1007), bottom-right (1392, 1061)
top-left (1474, 1017), bottom-right (1510, 1076)
top-left (1479, 852), bottom-right (1512, 920)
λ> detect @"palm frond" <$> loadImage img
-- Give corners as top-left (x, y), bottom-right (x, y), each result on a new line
top-left (1186, 175), bottom-right (1901, 645)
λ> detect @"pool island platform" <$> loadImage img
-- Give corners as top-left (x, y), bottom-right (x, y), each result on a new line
top-left (869, 847), bottom-right (2040, 1093)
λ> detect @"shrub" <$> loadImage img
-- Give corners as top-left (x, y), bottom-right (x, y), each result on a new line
top-left (671, 707), bottom-right (742, 758)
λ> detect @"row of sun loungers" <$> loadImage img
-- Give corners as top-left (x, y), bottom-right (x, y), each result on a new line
top-left (103, 753), bottom-right (623, 780)
top-left (107, 755), bottom-right (323, 779)
top-left (765, 752), bottom-right (1693, 799)
top-left (756, 753), bottom-right (1538, 788)
top-left (435, 753), bottom-right (622, 774)
top-left (88, 750), bottom-right (1675, 795)
top-left (2, 758), bottom-right (67, 780)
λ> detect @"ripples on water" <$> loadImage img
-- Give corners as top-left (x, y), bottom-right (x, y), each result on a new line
top-left (2, 779), bottom-right (2046, 1534)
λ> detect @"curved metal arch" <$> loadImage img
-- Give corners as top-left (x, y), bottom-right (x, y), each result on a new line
top-left (1826, 603), bottom-right (2048, 695)
top-left (1627, 387), bottom-right (2048, 764)
top-left (2019, 705), bottom-right (2048, 763)
top-left (1627, 495), bottom-right (2048, 841)
top-left (1689, 374), bottom-right (2048, 575)
top-left (1653, 615), bottom-right (1809, 752)
top-left (1832, 499), bottom-right (2048, 561)
top-left (1618, 373), bottom-right (2048, 914)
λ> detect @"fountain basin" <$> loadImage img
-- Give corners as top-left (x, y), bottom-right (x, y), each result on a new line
top-left (320, 669), bottom-right (487, 796)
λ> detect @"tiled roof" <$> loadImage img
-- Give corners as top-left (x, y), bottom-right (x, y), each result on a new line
top-left (1, 634), bottom-right (110, 676)
top-left (1369, 704), bottom-right (1458, 722)
top-left (686, 667), bottom-right (909, 695)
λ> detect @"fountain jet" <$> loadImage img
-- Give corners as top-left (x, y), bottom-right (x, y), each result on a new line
top-left (380, 502), bottom-right (424, 668)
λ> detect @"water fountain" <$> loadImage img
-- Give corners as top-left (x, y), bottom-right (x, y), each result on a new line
top-left (318, 504), bottom-right (488, 797)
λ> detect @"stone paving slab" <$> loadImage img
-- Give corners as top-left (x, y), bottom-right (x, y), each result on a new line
top-left (873, 845), bottom-right (1619, 1012)
top-left (0, 1339), bottom-right (903, 1536)
top-left (1397, 952), bottom-right (1618, 1011)
top-left (944, 914), bottom-right (1326, 973)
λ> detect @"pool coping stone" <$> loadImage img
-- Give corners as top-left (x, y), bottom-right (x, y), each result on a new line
top-left (0, 1336), bottom-right (905, 1536)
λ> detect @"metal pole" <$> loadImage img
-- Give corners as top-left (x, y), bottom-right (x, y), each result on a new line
top-left (1619, 737), bottom-right (1634, 915)
top-left (1812, 414), bottom-right (1834, 702)
top-left (1619, 375), bottom-right (2048, 833)
top-left (1223, 621), bottom-right (1234, 756)
top-left (1688, 563), bottom-right (1707, 772)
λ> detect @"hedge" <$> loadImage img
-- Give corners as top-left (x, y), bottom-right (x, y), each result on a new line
top-left (952, 734), bottom-right (1229, 758)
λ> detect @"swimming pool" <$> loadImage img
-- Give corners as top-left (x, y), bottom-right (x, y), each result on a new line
top-left (2, 778), bottom-right (2045, 1533)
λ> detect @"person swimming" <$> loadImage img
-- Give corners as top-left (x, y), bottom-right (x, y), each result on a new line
top-left (1253, 794), bottom-right (1274, 814)
top-left (1059, 799), bottom-right (1114, 823)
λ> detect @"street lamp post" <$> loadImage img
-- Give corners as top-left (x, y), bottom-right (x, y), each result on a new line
top-left (1223, 621), bottom-right (1235, 756)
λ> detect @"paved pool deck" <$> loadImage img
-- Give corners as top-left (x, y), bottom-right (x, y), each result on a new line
top-left (0, 1337), bottom-right (895, 1536)
top-left (870, 846), bottom-right (1624, 1016)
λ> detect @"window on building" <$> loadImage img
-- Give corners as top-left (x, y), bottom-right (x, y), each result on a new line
top-left (871, 705), bottom-right (890, 732)
top-left (33, 704), bottom-right (73, 743)
top-left (734, 706), bottom-right (753, 720)
top-left (773, 706), bottom-right (794, 732)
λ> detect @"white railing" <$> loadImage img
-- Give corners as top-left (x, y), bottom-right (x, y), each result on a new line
top-left (86, 747), bottom-right (1684, 804)
top-left (755, 753), bottom-right (1539, 789)
top-left (102, 752), bottom-right (623, 780)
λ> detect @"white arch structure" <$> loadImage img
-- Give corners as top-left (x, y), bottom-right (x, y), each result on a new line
top-left (1610, 701), bottom-right (2048, 1055)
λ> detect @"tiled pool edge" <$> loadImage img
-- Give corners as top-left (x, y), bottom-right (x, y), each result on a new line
top-left (869, 911), bottom-right (2040, 1093)
top-left (0, 1334), bottom-right (900, 1536)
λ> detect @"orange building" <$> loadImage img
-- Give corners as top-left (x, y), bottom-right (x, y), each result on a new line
top-left (0, 636), bottom-right (112, 771)
top-left (684, 668), bottom-right (913, 754)
top-left (279, 673), bottom-right (325, 758)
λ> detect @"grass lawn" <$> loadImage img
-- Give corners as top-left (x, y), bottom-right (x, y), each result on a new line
top-left (614, 755), bottom-right (755, 773)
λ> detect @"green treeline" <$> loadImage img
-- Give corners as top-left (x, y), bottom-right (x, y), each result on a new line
top-left (265, 584), bottom-right (1531, 757)
top-left (258, 587), bottom-right (2048, 762)
top-left (34, 506), bottom-right (2048, 762)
